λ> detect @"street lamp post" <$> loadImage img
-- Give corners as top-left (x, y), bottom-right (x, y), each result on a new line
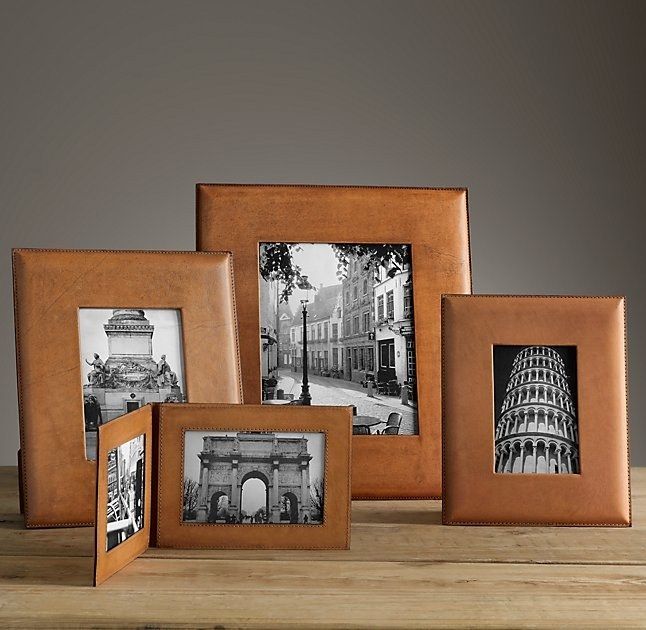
top-left (299, 298), bottom-right (312, 406)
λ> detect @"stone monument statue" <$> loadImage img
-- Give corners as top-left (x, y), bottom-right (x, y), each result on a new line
top-left (156, 354), bottom-right (179, 387)
top-left (85, 353), bottom-right (106, 386)
top-left (83, 309), bottom-right (184, 424)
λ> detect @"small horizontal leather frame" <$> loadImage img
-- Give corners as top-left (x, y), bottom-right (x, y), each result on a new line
top-left (94, 405), bottom-right (153, 586)
top-left (155, 403), bottom-right (352, 549)
top-left (441, 295), bottom-right (631, 527)
top-left (196, 184), bottom-right (472, 499)
top-left (13, 249), bottom-right (242, 527)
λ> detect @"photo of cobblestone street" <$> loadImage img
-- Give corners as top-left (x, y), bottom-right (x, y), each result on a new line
top-left (259, 242), bottom-right (419, 435)
top-left (272, 368), bottom-right (417, 435)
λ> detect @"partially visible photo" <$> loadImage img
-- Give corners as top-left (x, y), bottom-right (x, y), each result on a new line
top-left (79, 308), bottom-right (186, 460)
top-left (493, 345), bottom-right (579, 474)
top-left (106, 434), bottom-right (145, 551)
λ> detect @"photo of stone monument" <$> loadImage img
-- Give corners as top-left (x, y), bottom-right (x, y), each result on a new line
top-left (79, 308), bottom-right (186, 460)
top-left (182, 431), bottom-right (325, 525)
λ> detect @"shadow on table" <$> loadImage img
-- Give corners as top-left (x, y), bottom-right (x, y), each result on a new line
top-left (351, 502), bottom-right (442, 525)
top-left (0, 550), bottom-right (94, 587)
top-left (0, 513), bottom-right (94, 559)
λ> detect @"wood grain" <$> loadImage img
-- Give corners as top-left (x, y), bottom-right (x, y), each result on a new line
top-left (1, 466), bottom-right (645, 628)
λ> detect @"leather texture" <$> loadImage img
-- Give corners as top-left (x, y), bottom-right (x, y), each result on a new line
top-left (441, 295), bottom-right (631, 526)
top-left (94, 405), bottom-right (153, 586)
top-left (12, 249), bottom-right (242, 528)
top-left (196, 184), bottom-right (472, 499)
top-left (155, 403), bottom-right (352, 549)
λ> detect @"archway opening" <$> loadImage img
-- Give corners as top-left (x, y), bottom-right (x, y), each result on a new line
top-left (536, 445), bottom-right (547, 473)
top-left (511, 448), bottom-right (523, 473)
top-left (280, 491), bottom-right (299, 523)
top-left (208, 491), bottom-right (229, 523)
top-left (549, 453), bottom-right (559, 473)
top-left (240, 472), bottom-right (269, 523)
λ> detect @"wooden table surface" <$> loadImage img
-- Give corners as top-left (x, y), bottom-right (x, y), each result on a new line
top-left (1, 466), bottom-right (645, 628)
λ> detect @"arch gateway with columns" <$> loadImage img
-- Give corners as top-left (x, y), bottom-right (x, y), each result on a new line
top-left (195, 432), bottom-right (314, 523)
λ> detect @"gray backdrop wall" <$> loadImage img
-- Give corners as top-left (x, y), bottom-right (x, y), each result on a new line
top-left (1, 1), bottom-right (644, 466)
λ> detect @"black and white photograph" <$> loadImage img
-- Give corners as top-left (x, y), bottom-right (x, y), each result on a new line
top-left (106, 434), bottom-right (145, 551)
top-left (183, 430), bottom-right (325, 525)
top-left (258, 243), bottom-right (418, 436)
top-left (78, 308), bottom-right (186, 460)
top-left (494, 345), bottom-right (579, 474)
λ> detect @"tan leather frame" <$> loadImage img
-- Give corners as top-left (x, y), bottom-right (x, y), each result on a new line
top-left (196, 184), bottom-right (471, 499)
top-left (13, 249), bottom-right (242, 528)
top-left (156, 403), bottom-right (352, 549)
top-left (442, 295), bottom-right (631, 526)
top-left (94, 405), bottom-right (153, 586)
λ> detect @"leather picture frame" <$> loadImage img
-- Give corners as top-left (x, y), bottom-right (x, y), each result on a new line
top-left (94, 405), bottom-right (153, 586)
top-left (155, 403), bottom-right (352, 549)
top-left (196, 184), bottom-right (472, 499)
top-left (441, 295), bottom-right (631, 526)
top-left (13, 249), bottom-right (242, 528)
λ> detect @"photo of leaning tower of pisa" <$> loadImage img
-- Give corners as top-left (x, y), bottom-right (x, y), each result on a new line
top-left (493, 345), bottom-right (579, 474)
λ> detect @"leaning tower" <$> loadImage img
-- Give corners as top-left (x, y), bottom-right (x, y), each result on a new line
top-left (494, 346), bottom-right (579, 474)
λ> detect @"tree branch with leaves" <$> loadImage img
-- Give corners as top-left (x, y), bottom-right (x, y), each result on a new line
top-left (259, 243), bottom-right (411, 303)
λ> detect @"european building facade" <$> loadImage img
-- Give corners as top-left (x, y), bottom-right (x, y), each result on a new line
top-left (373, 264), bottom-right (415, 388)
top-left (276, 253), bottom-right (416, 394)
top-left (259, 278), bottom-right (279, 377)
top-left (289, 284), bottom-right (343, 374)
top-left (339, 257), bottom-right (375, 383)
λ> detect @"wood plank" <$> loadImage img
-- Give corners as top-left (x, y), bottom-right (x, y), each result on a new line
top-left (3, 515), bottom-right (645, 565)
top-left (2, 466), bottom-right (644, 628)
top-left (0, 556), bottom-right (645, 628)
top-left (0, 467), bottom-right (644, 565)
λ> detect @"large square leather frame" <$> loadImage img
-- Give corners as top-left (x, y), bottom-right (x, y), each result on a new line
top-left (155, 403), bottom-right (352, 549)
top-left (196, 184), bottom-right (471, 499)
top-left (13, 249), bottom-right (242, 527)
top-left (442, 295), bottom-right (631, 526)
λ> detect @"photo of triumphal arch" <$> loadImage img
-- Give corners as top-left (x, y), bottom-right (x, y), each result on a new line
top-left (182, 431), bottom-right (325, 525)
